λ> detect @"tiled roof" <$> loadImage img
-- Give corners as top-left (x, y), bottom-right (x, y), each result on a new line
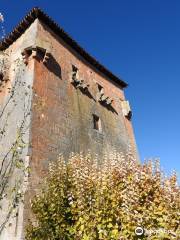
top-left (0, 7), bottom-right (127, 88)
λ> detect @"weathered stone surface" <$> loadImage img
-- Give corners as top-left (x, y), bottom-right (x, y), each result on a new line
top-left (0, 20), bottom-right (37, 240)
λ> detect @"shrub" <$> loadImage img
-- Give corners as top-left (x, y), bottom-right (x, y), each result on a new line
top-left (26, 152), bottom-right (180, 240)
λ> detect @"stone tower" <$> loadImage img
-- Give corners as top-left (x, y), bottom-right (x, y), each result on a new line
top-left (0, 8), bottom-right (138, 239)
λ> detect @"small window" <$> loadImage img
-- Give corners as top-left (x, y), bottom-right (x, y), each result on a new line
top-left (93, 114), bottom-right (101, 131)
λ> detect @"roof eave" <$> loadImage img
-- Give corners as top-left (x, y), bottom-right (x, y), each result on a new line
top-left (0, 7), bottom-right (128, 88)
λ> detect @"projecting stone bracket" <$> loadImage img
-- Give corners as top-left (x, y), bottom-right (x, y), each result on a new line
top-left (21, 46), bottom-right (51, 65)
top-left (97, 92), bottom-right (113, 106)
top-left (121, 100), bottom-right (132, 120)
top-left (71, 77), bottom-right (90, 92)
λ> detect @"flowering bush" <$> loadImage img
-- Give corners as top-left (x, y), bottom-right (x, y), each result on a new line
top-left (26, 152), bottom-right (180, 240)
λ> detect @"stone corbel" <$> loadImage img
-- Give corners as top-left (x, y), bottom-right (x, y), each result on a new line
top-left (22, 50), bottom-right (29, 65)
top-left (42, 51), bottom-right (51, 65)
top-left (121, 100), bottom-right (132, 120)
top-left (97, 92), bottom-right (113, 106)
top-left (21, 46), bottom-right (51, 65)
top-left (76, 79), bottom-right (89, 91)
top-left (106, 97), bottom-right (113, 105)
top-left (71, 77), bottom-right (89, 91)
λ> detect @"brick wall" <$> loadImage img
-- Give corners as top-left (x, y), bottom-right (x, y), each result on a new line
top-left (29, 20), bottom-right (138, 191)
top-left (0, 18), bottom-right (138, 240)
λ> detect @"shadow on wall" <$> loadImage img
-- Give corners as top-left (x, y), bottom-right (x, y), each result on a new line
top-left (43, 53), bottom-right (118, 115)
top-left (44, 54), bottom-right (62, 79)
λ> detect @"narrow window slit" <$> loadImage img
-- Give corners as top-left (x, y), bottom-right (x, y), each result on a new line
top-left (93, 114), bottom-right (101, 132)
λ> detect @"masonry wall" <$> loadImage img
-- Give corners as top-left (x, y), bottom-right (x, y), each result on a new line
top-left (0, 18), bottom-right (138, 240)
top-left (0, 20), bottom-right (38, 240)
top-left (28, 19), bottom-right (138, 194)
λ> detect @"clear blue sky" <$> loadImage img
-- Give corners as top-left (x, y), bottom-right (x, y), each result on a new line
top-left (0, 0), bottom-right (179, 177)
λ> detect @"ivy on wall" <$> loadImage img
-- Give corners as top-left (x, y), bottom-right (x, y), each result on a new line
top-left (0, 54), bottom-right (31, 234)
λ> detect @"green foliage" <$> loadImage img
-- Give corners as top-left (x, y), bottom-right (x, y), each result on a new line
top-left (26, 153), bottom-right (180, 240)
